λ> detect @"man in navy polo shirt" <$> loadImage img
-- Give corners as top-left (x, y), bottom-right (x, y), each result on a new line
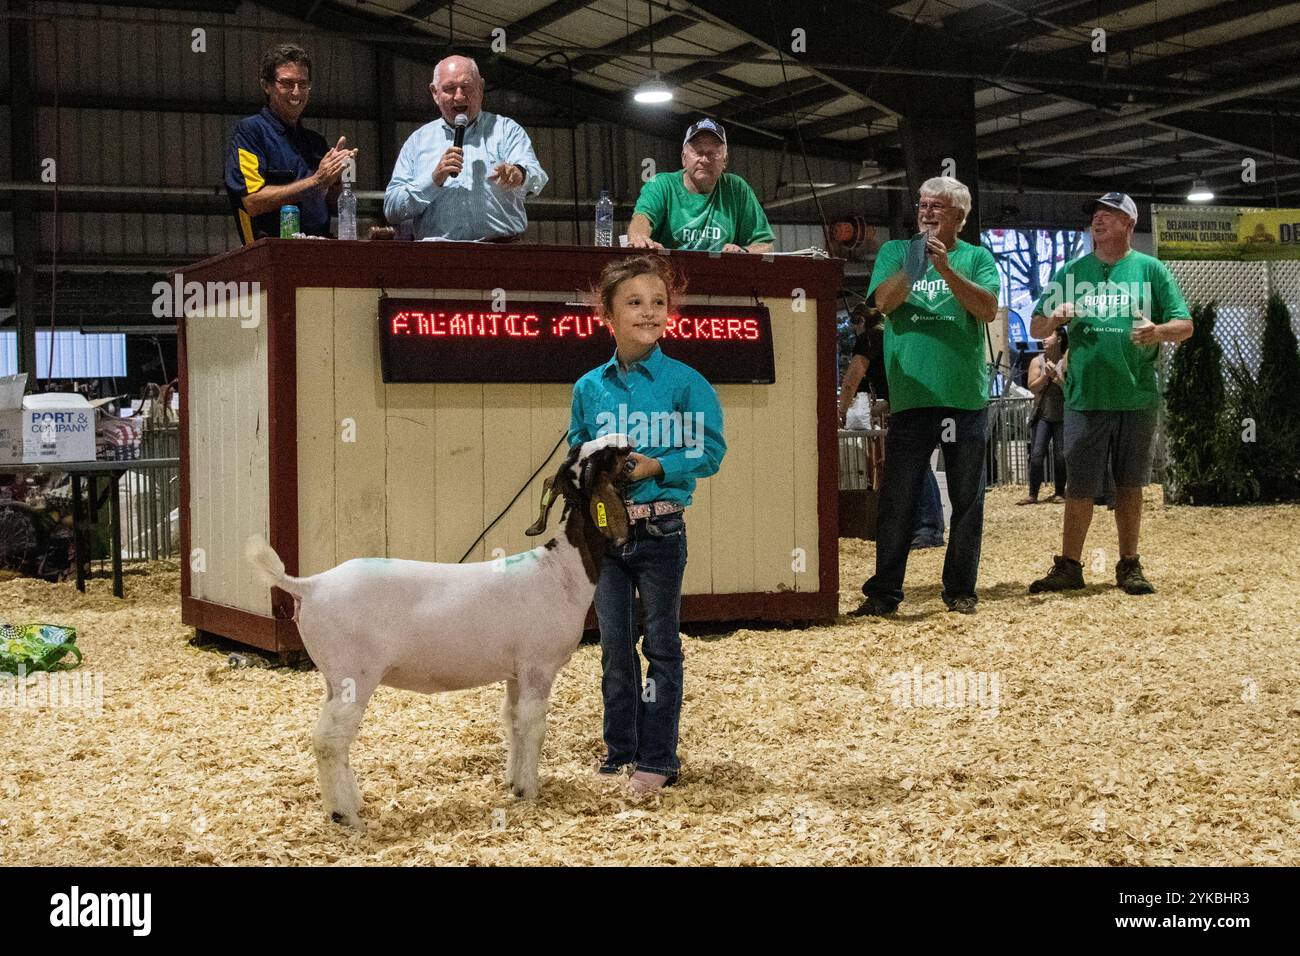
top-left (224, 43), bottom-right (357, 244)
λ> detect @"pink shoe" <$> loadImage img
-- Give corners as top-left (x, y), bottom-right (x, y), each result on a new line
top-left (627, 770), bottom-right (676, 794)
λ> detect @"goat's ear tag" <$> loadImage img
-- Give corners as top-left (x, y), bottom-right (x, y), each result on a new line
top-left (595, 501), bottom-right (608, 528)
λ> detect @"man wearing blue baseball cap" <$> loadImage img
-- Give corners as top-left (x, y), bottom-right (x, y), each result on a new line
top-left (627, 118), bottom-right (775, 253)
top-left (1027, 192), bottom-right (1193, 595)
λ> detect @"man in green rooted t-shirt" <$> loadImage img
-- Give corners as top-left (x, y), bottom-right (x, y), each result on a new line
top-left (627, 118), bottom-right (775, 254)
top-left (849, 177), bottom-right (1001, 617)
top-left (1028, 192), bottom-right (1192, 595)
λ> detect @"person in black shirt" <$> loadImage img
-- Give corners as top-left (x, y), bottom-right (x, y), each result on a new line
top-left (839, 304), bottom-right (887, 426)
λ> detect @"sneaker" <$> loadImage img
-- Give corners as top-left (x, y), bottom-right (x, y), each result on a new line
top-left (1028, 555), bottom-right (1085, 593)
top-left (946, 596), bottom-right (977, 614)
top-left (1115, 556), bottom-right (1155, 595)
top-left (1016, 496), bottom-right (1039, 506)
top-left (849, 595), bottom-right (898, 617)
top-left (910, 535), bottom-right (944, 549)
top-left (1046, 494), bottom-right (1066, 504)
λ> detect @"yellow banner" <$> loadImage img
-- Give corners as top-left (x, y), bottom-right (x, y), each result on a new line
top-left (1153, 205), bottom-right (1300, 260)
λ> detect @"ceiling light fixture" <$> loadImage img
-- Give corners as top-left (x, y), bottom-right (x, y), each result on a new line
top-left (633, 1), bottom-right (673, 105)
top-left (634, 73), bottom-right (673, 104)
top-left (1187, 178), bottom-right (1214, 202)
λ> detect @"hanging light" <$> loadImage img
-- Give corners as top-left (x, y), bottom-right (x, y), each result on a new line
top-left (632, 1), bottom-right (673, 105)
top-left (634, 72), bottom-right (673, 104)
top-left (1187, 179), bottom-right (1214, 202)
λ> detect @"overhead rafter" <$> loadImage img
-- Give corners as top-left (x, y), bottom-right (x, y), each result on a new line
top-left (505, 0), bottom-right (597, 40)
top-left (950, 0), bottom-right (1136, 48)
top-left (718, 77), bottom-right (837, 123)
top-left (566, 14), bottom-right (698, 77)
top-left (684, 0), bottom-right (1134, 126)
top-left (243, 0), bottom-right (864, 162)
top-left (388, 0), bottom-right (455, 33)
top-left (1062, 0), bottom-right (1298, 63)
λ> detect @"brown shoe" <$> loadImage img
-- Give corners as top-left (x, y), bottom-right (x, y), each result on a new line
top-left (1029, 555), bottom-right (1085, 593)
top-left (1016, 496), bottom-right (1039, 506)
top-left (1115, 556), bottom-right (1155, 595)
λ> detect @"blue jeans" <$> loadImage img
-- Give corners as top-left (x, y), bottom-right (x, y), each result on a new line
top-left (1029, 417), bottom-right (1066, 499)
top-left (913, 466), bottom-right (945, 546)
top-left (594, 512), bottom-right (688, 776)
top-left (864, 406), bottom-right (989, 608)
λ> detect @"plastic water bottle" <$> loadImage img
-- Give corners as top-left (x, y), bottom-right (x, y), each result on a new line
top-left (595, 190), bottom-right (614, 247)
top-left (338, 180), bottom-right (357, 240)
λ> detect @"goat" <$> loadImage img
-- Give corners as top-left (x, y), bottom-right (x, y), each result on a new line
top-left (245, 435), bottom-right (633, 826)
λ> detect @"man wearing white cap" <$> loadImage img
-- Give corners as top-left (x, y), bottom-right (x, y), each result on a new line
top-left (1028, 192), bottom-right (1193, 595)
top-left (627, 118), bottom-right (774, 253)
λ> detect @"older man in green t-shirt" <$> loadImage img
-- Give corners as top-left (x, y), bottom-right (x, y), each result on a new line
top-left (1028, 192), bottom-right (1192, 595)
top-left (627, 119), bottom-right (774, 254)
top-left (849, 176), bottom-right (1001, 617)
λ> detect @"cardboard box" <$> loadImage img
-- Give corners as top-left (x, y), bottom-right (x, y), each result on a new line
top-left (0, 387), bottom-right (98, 465)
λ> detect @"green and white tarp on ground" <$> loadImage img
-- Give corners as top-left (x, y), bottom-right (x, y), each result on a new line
top-left (0, 623), bottom-right (81, 674)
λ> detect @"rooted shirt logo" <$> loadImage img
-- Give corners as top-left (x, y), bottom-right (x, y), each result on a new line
top-left (908, 276), bottom-right (954, 313)
top-left (677, 224), bottom-right (723, 245)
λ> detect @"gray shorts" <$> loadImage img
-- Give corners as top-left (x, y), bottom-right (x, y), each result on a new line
top-left (1063, 408), bottom-right (1158, 498)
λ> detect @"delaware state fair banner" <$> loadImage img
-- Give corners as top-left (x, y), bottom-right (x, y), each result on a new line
top-left (1153, 205), bottom-right (1300, 261)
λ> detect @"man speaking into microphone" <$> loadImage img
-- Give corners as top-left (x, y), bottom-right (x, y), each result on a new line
top-left (384, 55), bottom-right (549, 242)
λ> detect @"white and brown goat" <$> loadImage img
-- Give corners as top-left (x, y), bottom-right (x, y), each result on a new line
top-left (245, 436), bottom-right (632, 826)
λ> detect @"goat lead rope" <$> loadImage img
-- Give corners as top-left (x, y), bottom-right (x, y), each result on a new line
top-left (457, 431), bottom-right (569, 564)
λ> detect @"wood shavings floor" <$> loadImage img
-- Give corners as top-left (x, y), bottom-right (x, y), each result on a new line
top-left (2, 487), bottom-right (1297, 865)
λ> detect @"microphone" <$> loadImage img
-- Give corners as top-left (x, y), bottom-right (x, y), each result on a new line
top-left (451, 113), bottom-right (467, 177)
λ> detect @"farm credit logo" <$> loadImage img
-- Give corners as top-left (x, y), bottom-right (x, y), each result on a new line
top-left (49, 886), bottom-right (151, 936)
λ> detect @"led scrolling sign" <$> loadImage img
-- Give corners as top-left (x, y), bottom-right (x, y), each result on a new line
top-left (377, 298), bottom-right (776, 384)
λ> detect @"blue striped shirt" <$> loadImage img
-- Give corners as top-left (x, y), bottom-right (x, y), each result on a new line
top-left (383, 111), bottom-right (548, 241)
top-left (569, 345), bottom-right (727, 507)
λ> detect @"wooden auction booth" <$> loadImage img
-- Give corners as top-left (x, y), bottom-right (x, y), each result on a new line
top-left (178, 240), bottom-right (844, 655)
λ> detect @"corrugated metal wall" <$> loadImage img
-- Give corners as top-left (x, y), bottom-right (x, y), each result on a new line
top-left (0, 2), bottom-right (1123, 279)
top-left (4, 1), bottom-right (868, 266)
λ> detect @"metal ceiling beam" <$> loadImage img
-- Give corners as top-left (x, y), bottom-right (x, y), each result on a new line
top-left (1147, 112), bottom-right (1300, 166)
top-left (974, 72), bottom-right (1300, 162)
top-left (244, 0), bottom-right (862, 162)
top-left (566, 14), bottom-right (697, 76)
top-left (718, 77), bottom-right (836, 123)
top-left (685, 0), bottom-right (1129, 122)
top-left (388, 0), bottom-right (455, 32)
top-left (1125, 22), bottom-right (1300, 82)
top-left (504, 0), bottom-right (595, 40)
top-left (1072, 0), bottom-right (1297, 61)
top-left (981, 132), bottom-right (1224, 181)
top-left (957, 0), bottom-right (1135, 48)
top-left (941, 0), bottom-right (1064, 39)
top-left (795, 106), bottom-right (890, 141)
top-left (657, 41), bottom-right (765, 87)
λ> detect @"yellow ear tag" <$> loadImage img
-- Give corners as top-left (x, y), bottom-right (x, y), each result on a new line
top-left (596, 502), bottom-right (608, 527)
